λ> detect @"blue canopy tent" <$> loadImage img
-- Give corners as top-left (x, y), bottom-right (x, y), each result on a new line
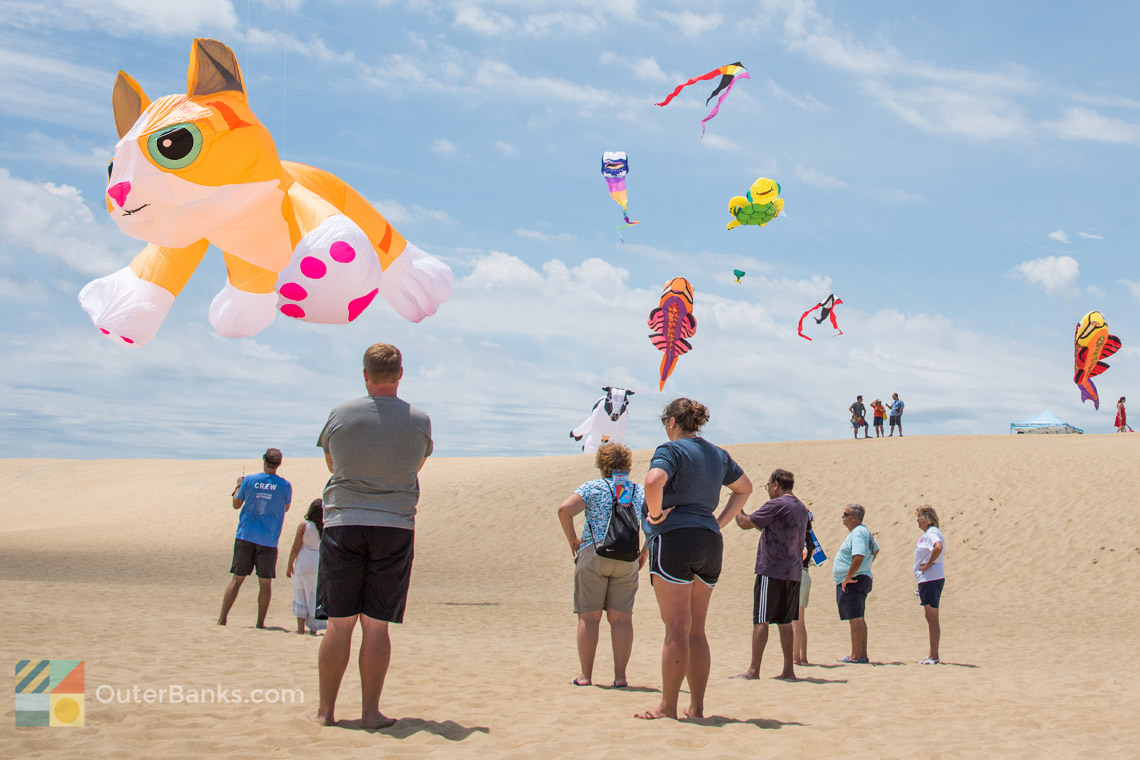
top-left (1010, 409), bottom-right (1083, 434)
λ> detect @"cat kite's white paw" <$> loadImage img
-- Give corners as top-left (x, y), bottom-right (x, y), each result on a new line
top-left (379, 242), bottom-right (454, 323)
top-left (209, 283), bottom-right (278, 338)
top-left (78, 267), bottom-right (175, 347)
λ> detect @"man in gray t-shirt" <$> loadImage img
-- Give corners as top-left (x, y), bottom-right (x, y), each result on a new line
top-left (314, 342), bottom-right (433, 730)
top-left (318, 396), bottom-right (433, 530)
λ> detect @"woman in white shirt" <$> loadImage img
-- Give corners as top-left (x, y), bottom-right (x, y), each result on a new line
top-left (913, 505), bottom-right (945, 664)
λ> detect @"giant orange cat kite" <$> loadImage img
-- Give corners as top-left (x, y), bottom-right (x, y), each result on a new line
top-left (648, 277), bottom-right (697, 390)
top-left (79, 38), bottom-right (453, 346)
top-left (1074, 310), bottom-right (1122, 409)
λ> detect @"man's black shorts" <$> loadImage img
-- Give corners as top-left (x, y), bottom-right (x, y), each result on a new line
top-left (316, 525), bottom-right (415, 623)
top-left (753, 575), bottom-right (801, 625)
top-left (647, 528), bottom-right (723, 587)
top-left (835, 574), bottom-right (873, 620)
top-left (918, 578), bottom-right (944, 608)
top-left (230, 538), bottom-right (278, 578)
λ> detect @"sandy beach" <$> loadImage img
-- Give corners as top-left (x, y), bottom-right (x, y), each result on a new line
top-left (4, 433), bottom-right (1140, 758)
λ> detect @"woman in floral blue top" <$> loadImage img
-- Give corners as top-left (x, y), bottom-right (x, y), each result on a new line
top-left (557, 442), bottom-right (647, 688)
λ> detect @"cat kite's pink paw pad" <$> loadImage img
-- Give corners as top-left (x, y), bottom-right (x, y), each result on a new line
top-left (277, 217), bottom-right (382, 324)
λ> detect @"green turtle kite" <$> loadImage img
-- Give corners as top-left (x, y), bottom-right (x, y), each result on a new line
top-left (727, 178), bottom-right (783, 230)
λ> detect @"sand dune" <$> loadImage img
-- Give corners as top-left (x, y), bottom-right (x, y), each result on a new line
top-left (4, 433), bottom-right (1140, 757)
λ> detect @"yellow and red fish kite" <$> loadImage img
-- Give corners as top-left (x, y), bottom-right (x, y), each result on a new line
top-left (655, 62), bottom-right (749, 136)
top-left (648, 277), bottom-right (697, 391)
top-left (1074, 310), bottom-right (1122, 409)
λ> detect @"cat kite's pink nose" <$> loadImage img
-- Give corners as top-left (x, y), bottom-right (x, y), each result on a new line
top-left (107, 181), bottom-right (131, 208)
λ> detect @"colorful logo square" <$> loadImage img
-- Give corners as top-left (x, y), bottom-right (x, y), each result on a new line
top-left (15, 660), bottom-right (84, 727)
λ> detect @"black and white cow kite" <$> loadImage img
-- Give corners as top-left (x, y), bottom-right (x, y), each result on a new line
top-left (570, 386), bottom-right (634, 453)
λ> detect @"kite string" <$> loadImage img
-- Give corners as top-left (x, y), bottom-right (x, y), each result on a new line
top-left (282, 1), bottom-right (288, 158)
top-left (780, 211), bottom-right (941, 314)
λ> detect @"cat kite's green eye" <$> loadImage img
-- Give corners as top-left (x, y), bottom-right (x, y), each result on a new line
top-left (146, 122), bottom-right (203, 169)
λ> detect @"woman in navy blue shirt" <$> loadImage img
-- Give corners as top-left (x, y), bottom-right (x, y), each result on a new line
top-left (636, 398), bottom-right (753, 720)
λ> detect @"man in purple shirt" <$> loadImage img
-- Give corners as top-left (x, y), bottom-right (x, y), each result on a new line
top-left (731, 468), bottom-right (810, 680)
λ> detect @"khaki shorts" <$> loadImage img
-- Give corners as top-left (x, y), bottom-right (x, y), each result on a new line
top-left (799, 568), bottom-right (811, 608)
top-left (573, 543), bottom-right (639, 614)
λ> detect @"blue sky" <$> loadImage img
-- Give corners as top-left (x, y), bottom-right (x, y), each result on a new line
top-left (2, 0), bottom-right (1139, 458)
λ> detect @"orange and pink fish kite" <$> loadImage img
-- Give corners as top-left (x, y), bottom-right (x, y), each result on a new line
top-left (648, 277), bottom-right (697, 391)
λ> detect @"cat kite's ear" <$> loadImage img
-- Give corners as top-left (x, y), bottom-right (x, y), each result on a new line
top-left (113, 71), bottom-right (150, 139)
top-left (187, 38), bottom-right (246, 100)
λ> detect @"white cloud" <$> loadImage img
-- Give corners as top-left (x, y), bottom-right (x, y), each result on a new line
top-left (0, 47), bottom-right (107, 129)
top-left (0, 276), bottom-right (49, 301)
top-left (0, 168), bottom-right (130, 275)
top-left (763, 0), bottom-right (1136, 144)
top-left (1085, 285), bottom-right (1106, 299)
top-left (0, 244), bottom-right (1105, 458)
top-left (453, 1), bottom-right (635, 37)
top-left (875, 187), bottom-right (924, 204)
top-left (400, 252), bottom-right (1085, 453)
top-left (0, 0), bottom-right (239, 36)
top-left (370, 199), bottom-right (454, 226)
top-left (1043, 107), bottom-right (1140, 144)
top-left (472, 60), bottom-right (614, 107)
top-left (659, 9), bottom-right (723, 37)
top-left (516, 228), bottom-right (577, 242)
top-left (861, 80), bottom-right (1031, 140)
top-left (522, 12), bottom-right (600, 36)
top-left (767, 80), bottom-right (828, 113)
top-left (1121, 279), bottom-right (1140, 302)
top-left (795, 165), bottom-right (848, 189)
top-left (454, 5), bottom-right (517, 35)
top-left (431, 138), bottom-right (456, 155)
top-left (0, 132), bottom-right (111, 171)
top-left (493, 141), bottom-right (517, 156)
top-left (631, 57), bottom-right (668, 83)
top-left (246, 28), bottom-right (358, 66)
top-left (1013, 255), bottom-right (1079, 295)
top-left (1048, 230), bottom-right (1070, 244)
top-left (700, 133), bottom-right (743, 152)
top-left (599, 53), bottom-right (668, 83)
top-left (1078, 232), bottom-right (1104, 240)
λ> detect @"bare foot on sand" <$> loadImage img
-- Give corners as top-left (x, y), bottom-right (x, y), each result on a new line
top-left (635, 706), bottom-right (676, 720)
top-left (314, 711), bottom-right (336, 727)
top-left (730, 669), bottom-right (759, 679)
top-left (683, 707), bottom-right (704, 719)
top-left (773, 672), bottom-right (798, 681)
top-left (361, 713), bottom-right (397, 730)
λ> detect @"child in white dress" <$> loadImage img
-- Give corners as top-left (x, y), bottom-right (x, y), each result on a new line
top-left (286, 499), bottom-right (326, 634)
